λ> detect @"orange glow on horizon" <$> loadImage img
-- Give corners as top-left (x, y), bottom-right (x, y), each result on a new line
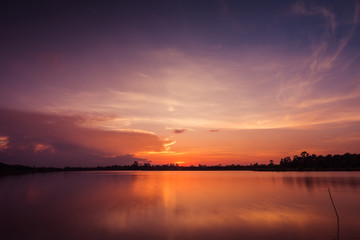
top-left (175, 161), bottom-right (185, 165)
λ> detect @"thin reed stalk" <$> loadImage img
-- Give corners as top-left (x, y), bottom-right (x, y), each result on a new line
top-left (328, 187), bottom-right (339, 240)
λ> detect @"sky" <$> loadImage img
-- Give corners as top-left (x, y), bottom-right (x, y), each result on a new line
top-left (1, 0), bottom-right (360, 167)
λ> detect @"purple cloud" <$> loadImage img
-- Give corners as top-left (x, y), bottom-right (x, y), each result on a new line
top-left (0, 109), bottom-right (167, 167)
top-left (209, 129), bottom-right (220, 132)
top-left (173, 129), bottom-right (187, 134)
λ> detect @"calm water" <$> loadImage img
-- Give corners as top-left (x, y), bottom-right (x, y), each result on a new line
top-left (1, 171), bottom-right (360, 240)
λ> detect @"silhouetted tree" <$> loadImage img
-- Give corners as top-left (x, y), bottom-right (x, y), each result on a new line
top-left (269, 160), bottom-right (274, 167)
top-left (301, 151), bottom-right (309, 158)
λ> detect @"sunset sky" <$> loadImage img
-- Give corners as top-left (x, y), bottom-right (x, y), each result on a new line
top-left (1, 0), bottom-right (360, 167)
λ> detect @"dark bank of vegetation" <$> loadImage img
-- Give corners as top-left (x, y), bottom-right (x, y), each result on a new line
top-left (1, 152), bottom-right (360, 175)
top-left (0, 162), bottom-right (61, 175)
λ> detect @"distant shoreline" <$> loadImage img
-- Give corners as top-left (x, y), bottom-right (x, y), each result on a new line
top-left (1, 164), bottom-right (360, 176)
top-left (2, 152), bottom-right (360, 175)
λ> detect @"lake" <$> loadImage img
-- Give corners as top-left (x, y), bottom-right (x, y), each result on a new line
top-left (1, 171), bottom-right (359, 240)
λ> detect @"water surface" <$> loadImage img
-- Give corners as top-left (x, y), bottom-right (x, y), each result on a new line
top-left (1, 171), bottom-right (359, 240)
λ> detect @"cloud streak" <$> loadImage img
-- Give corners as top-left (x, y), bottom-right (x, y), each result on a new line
top-left (292, 0), bottom-right (336, 33)
top-left (173, 129), bottom-right (187, 134)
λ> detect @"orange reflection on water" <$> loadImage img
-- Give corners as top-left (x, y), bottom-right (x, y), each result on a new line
top-left (97, 171), bottom-right (360, 240)
top-left (1, 171), bottom-right (360, 240)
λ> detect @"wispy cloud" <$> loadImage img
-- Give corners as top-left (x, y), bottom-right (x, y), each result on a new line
top-left (292, 0), bottom-right (336, 33)
top-left (274, 0), bottom-right (360, 124)
top-left (296, 86), bottom-right (360, 108)
top-left (293, 0), bottom-right (359, 71)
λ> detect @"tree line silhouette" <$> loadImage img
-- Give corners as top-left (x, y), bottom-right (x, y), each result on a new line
top-left (1, 151), bottom-right (360, 175)
top-left (279, 151), bottom-right (360, 170)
